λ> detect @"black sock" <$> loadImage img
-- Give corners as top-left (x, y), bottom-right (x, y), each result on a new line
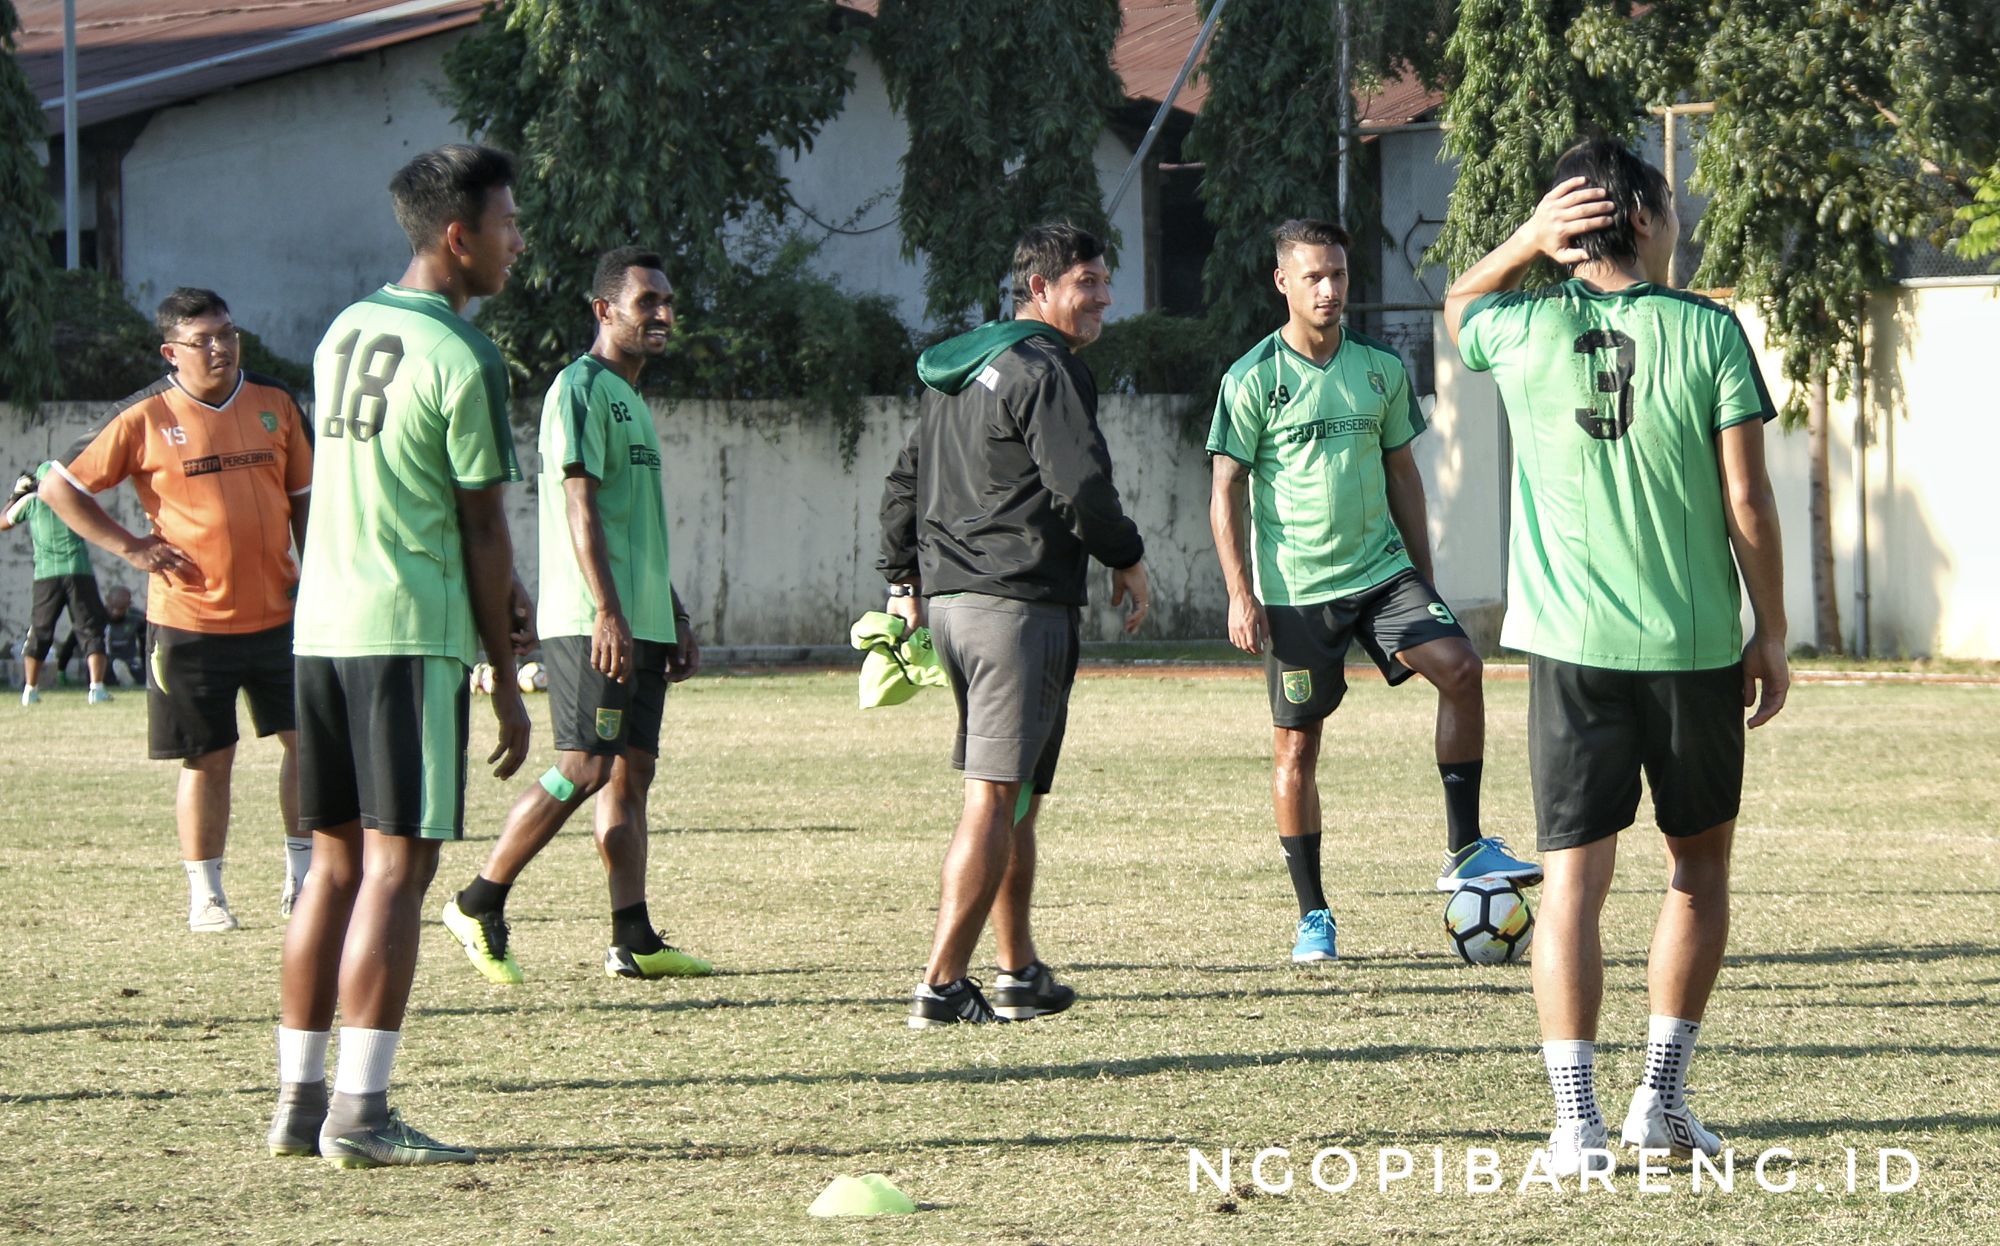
top-left (1440, 760), bottom-right (1484, 854)
top-left (458, 875), bottom-right (511, 917)
top-left (612, 901), bottom-right (663, 953)
top-left (1280, 833), bottom-right (1327, 917)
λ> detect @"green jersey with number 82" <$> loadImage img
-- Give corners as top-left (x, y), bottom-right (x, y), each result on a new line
top-left (1458, 280), bottom-right (1775, 671)
top-left (295, 284), bottom-right (521, 663)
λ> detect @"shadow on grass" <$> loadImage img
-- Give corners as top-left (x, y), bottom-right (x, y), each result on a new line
top-left (475, 1130), bottom-right (1189, 1163)
top-left (1728, 1111), bottom-right (2000, 1138)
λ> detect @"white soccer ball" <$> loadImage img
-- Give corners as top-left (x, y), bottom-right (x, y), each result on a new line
top-left (469, 663), bottom-right (495, 695)
top-left (517, 661), bottom-right (548, 693)
top-left (1443, 879), bottom-right (1535, 965)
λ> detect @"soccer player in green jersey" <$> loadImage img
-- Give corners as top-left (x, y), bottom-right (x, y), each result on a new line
top-left (1447, 139), bottom-right (1789, 1177)
top-left (270, 144), bottom-right (533, 1168)
top-left (3, 462), bottom-right (111, 704)
top-left (1208, 219), bottom-right (1540, 965)
top-left (442, 246), bottom-right (713, 985)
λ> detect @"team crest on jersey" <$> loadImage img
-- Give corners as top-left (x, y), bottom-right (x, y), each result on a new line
top-left (1266, 384), bottom-right (1292, 411)
top-left (260, 411), bottom-right (279, 433)
top-left (1282, 670), bottom-right (1312, 704)
top-left (1367, 371), bottom-right (1386, 396)
top-left (595, 708), bottom-right (623, 741)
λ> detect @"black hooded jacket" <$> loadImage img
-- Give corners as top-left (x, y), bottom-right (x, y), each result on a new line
top-left (878, 321), bottom-right (1144, 606)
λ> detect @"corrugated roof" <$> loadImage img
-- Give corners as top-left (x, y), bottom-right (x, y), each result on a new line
top-left (17, 0), bottom-right (484, 135)
top-left (16, 1), bottom-right (1438, 138)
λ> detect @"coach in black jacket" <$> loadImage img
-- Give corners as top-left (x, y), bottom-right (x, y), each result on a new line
top-left (879, 222), bottom-right (1150, 1030)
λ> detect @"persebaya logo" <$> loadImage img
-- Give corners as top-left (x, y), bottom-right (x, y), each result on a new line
top-left (595, 708), bottom-right (624, 741)
top-left (1266, 384), bottom-right (1292, 411)
top-left (260, 411), bottom-right (279, 433)
top-left (1367, 371), bottom-right (1387, 396)
top-left (1282, 670), bottom-right (1312, 705)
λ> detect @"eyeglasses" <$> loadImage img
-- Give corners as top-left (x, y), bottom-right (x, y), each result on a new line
top-left (165, 329), bottom-right (240, 351)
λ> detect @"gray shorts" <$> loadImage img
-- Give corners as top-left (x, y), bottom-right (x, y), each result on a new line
top-left (929, 593), bottom-right (1080, 794)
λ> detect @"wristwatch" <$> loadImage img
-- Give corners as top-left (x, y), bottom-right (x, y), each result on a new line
top-left (887, 583), bottom-right (916, 598)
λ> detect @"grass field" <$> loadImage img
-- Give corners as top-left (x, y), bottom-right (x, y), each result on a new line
top-left (2, 670), bottom-right (1996, 1244)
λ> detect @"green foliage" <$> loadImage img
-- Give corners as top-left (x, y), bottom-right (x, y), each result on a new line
top-left (40, 269), bottom-right (310, 403)
top-left (0, 0), bottom-right (58, 408)
top-left (873, 0), bottom-right (1123, 324)
top-left (1426, 0), bottom-right (1643, 285)
top-left (1188, 0), bottom-right (1457, 345)
top-left (643, 229), bottom-right (914, 468)
top-left (1958, 161), bottom-right (2000, 264)
top-left (1084, 311), bottom-right (1234, 399)
top-left (1686, 0), bottom-right (1999, 422)
top-left (443, 0), bottom-right (857, 383)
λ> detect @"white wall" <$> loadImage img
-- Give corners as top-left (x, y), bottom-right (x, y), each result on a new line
top-left (774, 46), bottom-right (1152, 327)
top-left (118, 37), bottom-right (469, 362)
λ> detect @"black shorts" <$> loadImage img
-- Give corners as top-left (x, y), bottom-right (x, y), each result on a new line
top-left (1264, 569), bottom-right (1469, 726)
top-left (544, 635), bottom-right (671, 756)
top-left (147, 622), bottom-right (297, 760)
top-left (296, 655), bottom-right (471, 840)
top-left (930, 593), bottom-right (1080, 795)
top-left (1528, 655), bottom-right (1746, 851)
top-left (27, 575), bottom-right (107, 660)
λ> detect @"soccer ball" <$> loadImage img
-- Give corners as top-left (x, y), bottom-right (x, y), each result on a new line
top-left (1443, 879), bottom-right (1535, 965)
top-left (517, 661), bottom-right (549, 693)
top-left (469, 663), bottom-right (495, 695)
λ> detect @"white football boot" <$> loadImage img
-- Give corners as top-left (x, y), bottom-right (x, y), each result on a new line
top-left (1621, 1087), bottom-right (1722, 1158)
top-left (1539, 1119), bottom-right (1614, 1180)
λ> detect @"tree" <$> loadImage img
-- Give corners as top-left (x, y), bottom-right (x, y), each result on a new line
top-left (1426, 0), bottom-right (1643, 284)
top-left (0, 0), bottom-right (59, 408)
top-left (443, 0), bottom-right (857, 382)
top-left (873, 0), bottom-right (1124, 325)
top-left (1677, 0), bottom-right (1999, 651)
top-left (1188, 0), bottom-right (1457, 345)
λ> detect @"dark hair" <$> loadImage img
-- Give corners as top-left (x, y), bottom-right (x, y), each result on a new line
top-left (592, 246), bottom-right (667, 303)
top-left (388, 144), bottom-right (517, 254)
top-left (1272, 218), bottom-right (1351, 265)
top-left (1010, 222), bottom-right (1106, 303)
top-left (1550, 137), bottom-right (1670, 267)
top-left (155, 288), bottom-right (230, 339)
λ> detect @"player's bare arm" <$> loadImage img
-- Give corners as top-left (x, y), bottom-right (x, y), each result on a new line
top-left (287, 492), bottom-right (310, 559)
top-left (668, 586), bottom-right (700, 682)
top-left (457, 483), bottom-right (532, 777)
top-left (1207, 453), bottom-right (1264, 654)
top-left (36, 470), bottom-right (198, 583)
top-left (1382, 446), bottom-right (1437, 586)
top-left (1444, 176), bottom-right (1616, 345)
top-left (562, 470), bottom-right (631, 684)
top-left (1717, 419), bottom-right (1789, 728)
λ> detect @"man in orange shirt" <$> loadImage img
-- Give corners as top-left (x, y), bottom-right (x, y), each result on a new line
top-left (41, 288), bottom-right (314, 933)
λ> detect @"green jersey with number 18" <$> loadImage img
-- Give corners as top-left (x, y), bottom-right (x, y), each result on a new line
top-left (1458, 280), bottom-right (1776, 672)
top-left (295, 284), bottom-right (521, 664)
top-left (536, 356), bottom-right (676, 645)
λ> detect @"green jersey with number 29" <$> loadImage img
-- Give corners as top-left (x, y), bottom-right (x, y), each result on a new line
top-left (295, 284), bottom-right (520, 663)
top-left (1458, 280), bottom-right (1775, 671)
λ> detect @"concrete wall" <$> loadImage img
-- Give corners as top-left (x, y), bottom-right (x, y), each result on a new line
top-left (0, 395), bottom-right (1227, 652)
top-left (118, 38), bottom-right (467, 362)
top-left (1429, 282), bottom-right (2000, 661)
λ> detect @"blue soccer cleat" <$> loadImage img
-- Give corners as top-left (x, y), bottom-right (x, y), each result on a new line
top-left (1291, 908), bottom-right (1338, 962)
top-left (1436, 836), bottom-right (1543, 891)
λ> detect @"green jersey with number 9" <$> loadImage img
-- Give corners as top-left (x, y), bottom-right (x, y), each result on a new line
top-left (1458, 280), bottom-right (1776, 671)
top-left (295, 284), bottom-right (521, 663)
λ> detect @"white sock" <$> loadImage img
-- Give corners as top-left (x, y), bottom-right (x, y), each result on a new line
top-left (184, 858), bottom-right (225, 908)
top-left (276, 1026), bottom-right (330, 1085)
top-left (89, 681), bottom-right (106, 692)
top-left (1640, 1015), bottom-right (1701, 1111)
top-left (284, 836), bottom-right (313, 894)
top-left (1543, 1039), bottom-right (1602, 1128)
top-left (333, 1027), bottom-right (401, 1096)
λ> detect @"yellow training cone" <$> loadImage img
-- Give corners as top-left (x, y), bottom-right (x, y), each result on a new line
top-left (808, 1174), bottom-right (917, 1217)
